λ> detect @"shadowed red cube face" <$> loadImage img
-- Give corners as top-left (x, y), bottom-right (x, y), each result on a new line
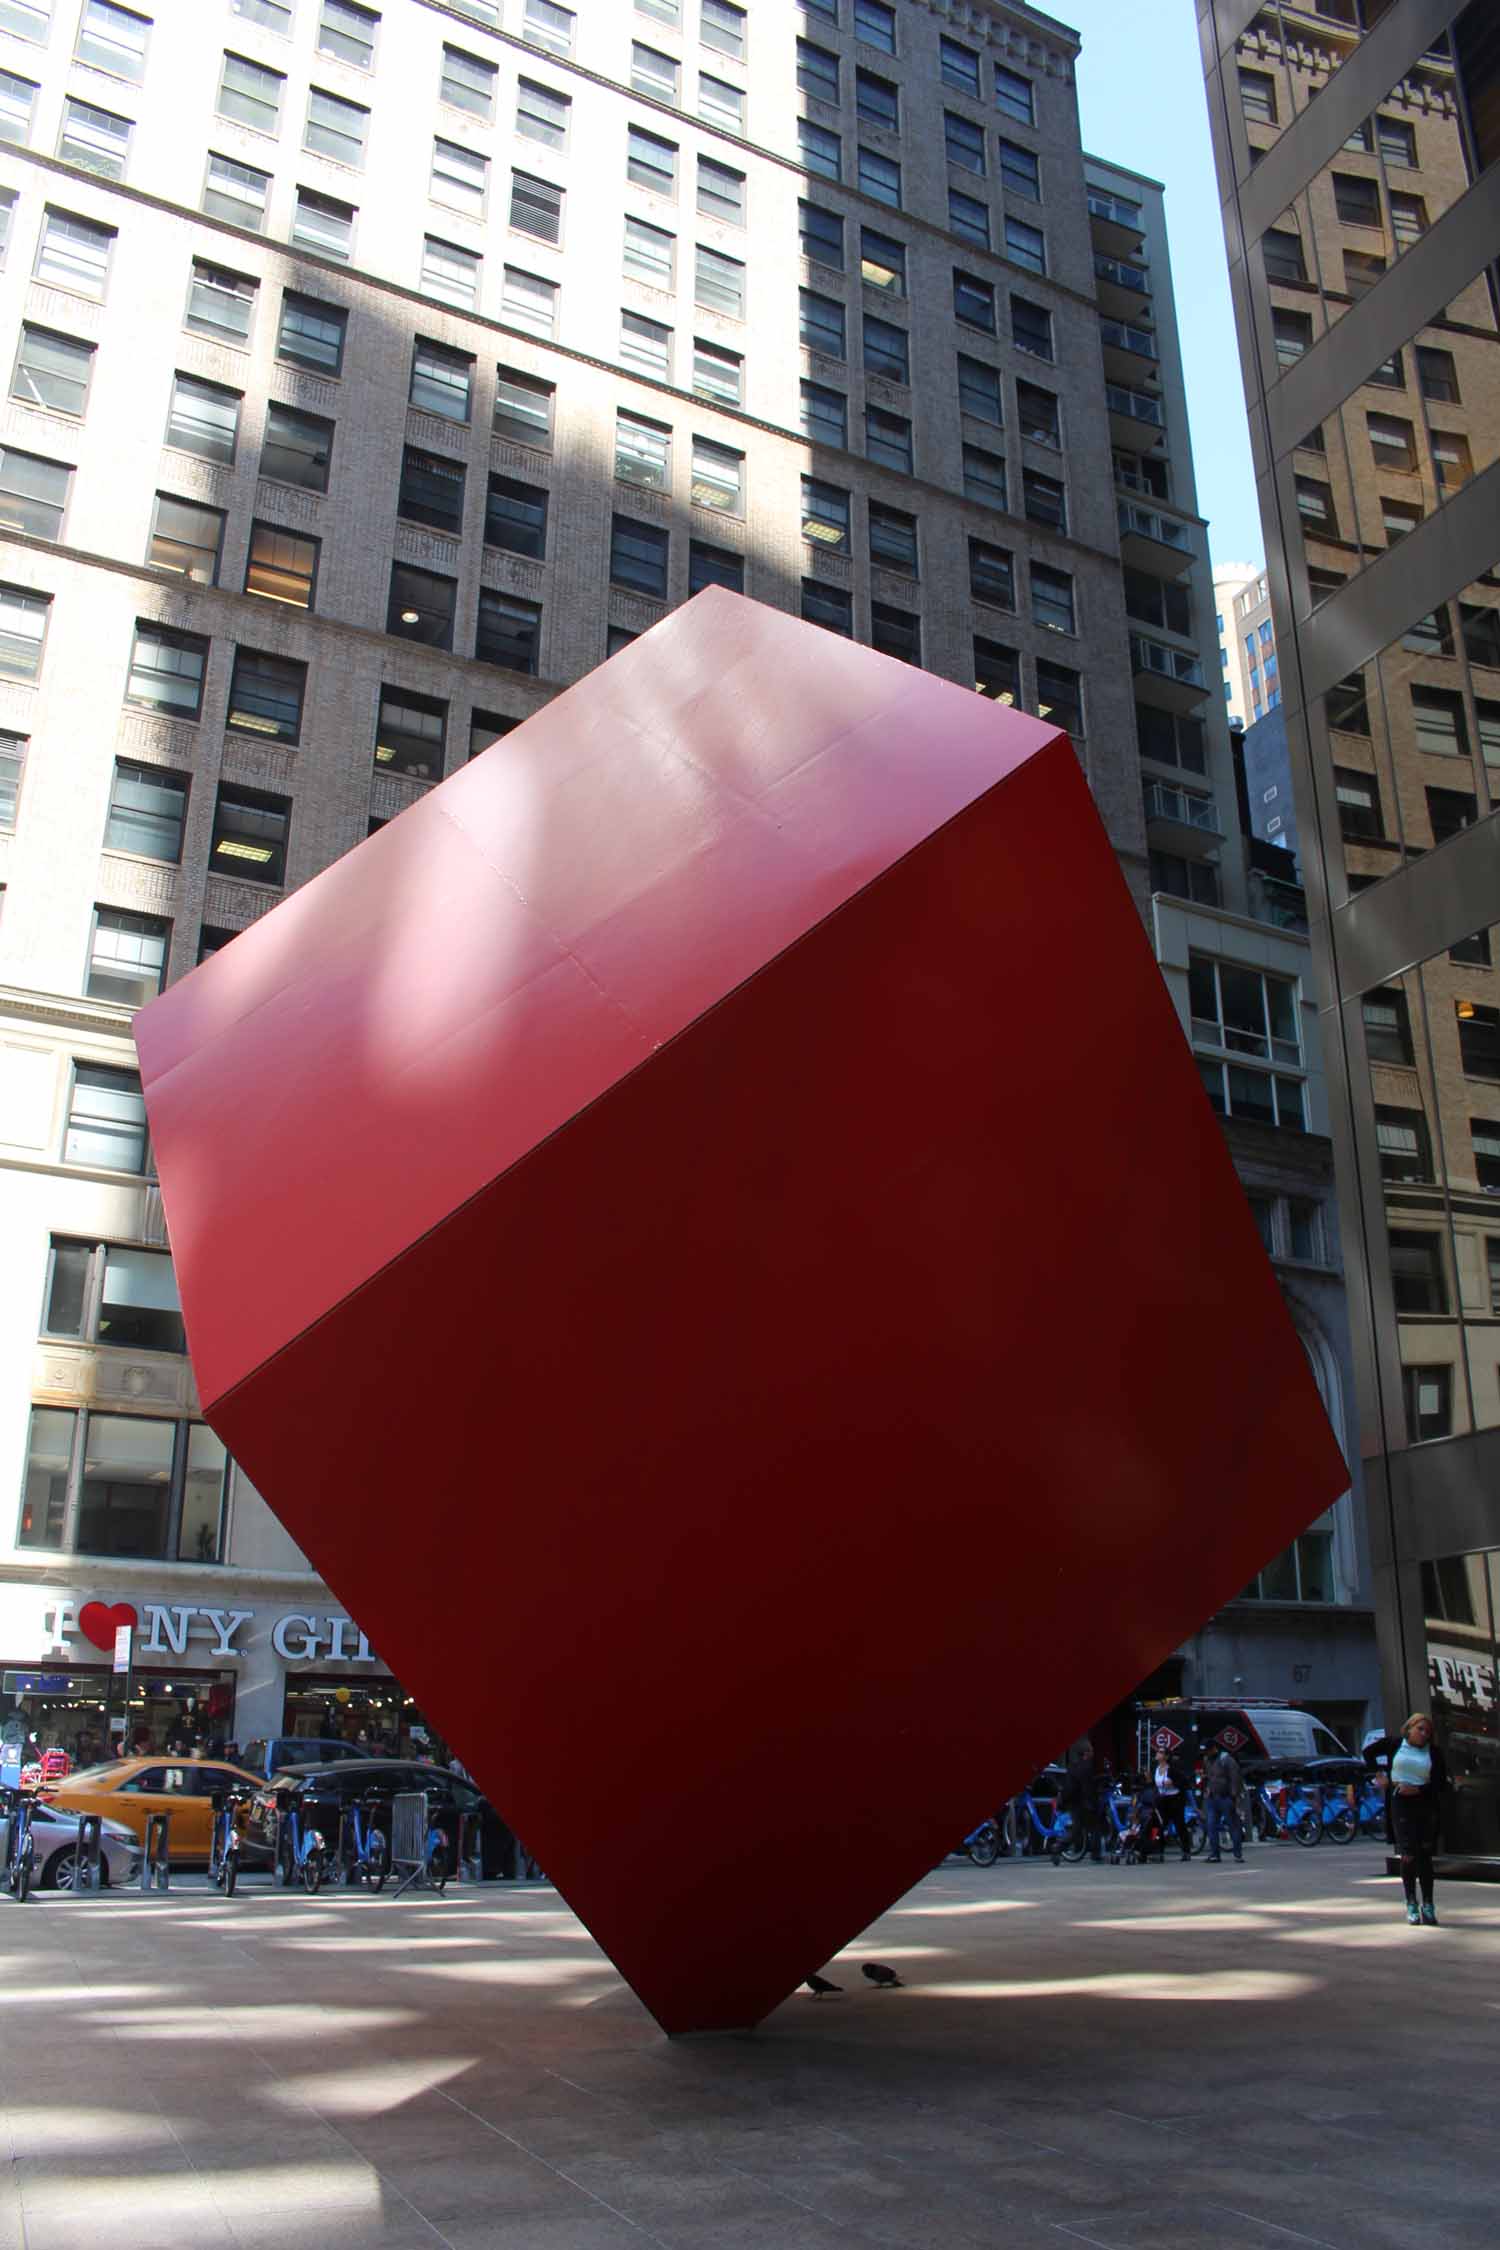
top-left (136, 589), bottom-right (1347, 2033)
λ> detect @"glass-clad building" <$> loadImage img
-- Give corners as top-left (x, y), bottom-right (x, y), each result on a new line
top-left (1199, 0), bottom-right (1500, 1850)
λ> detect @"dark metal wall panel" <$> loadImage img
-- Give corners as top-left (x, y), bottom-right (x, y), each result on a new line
top-left (1333, 811), bottom-right (1500, 992)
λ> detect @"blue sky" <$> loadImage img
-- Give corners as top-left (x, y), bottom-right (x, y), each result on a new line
top-left (1061, 0), bottom-right (1265, 571)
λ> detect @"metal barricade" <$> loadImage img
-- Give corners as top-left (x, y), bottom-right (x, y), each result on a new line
top-left (140, 1810), bottom-right (170, 1892)
top-left (390, 1790), bottom-right (428, 1895)
top-left (74, 1814), bottom-right (103, 1893)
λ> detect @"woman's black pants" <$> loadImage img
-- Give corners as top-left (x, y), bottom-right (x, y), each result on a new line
top-left (1390, 1795), bottom-right (1438, 1904)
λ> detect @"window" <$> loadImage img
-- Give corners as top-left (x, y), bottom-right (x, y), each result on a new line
top-left (693, 337), bottom-right (742, 405)
top-left (291, 187), bottom-right (355, 260)
top-left (0, 69), bottom-right (36, 145)
top-left (198, 156), bottom-right (267, 235)
top-left (862, 313), bottom-right (906, 382)
top-left (1380, 494), bottom-right (1421, 543)
top-left (853, 0), bottom-right (894, 54)
top-left (523, 0), bottom-right (573, 55)
top-left (1411, 684), bottom-right (1468, 758)
top-left (1239, 68), bottom-right (1276, 124)
top-left (1004, 217), bottom-right (1045, 275)
top-left (869, 502), bottom-right (916, 576)
top-left (104, 761), bottom-right (186, 860)
top-left (859, 147), bottom-right (901, 207)
top-left (865, 406), bottom-right (911, 473)
top-left (1036, 659), bottom-right (1082, 736)
top-left (1031, 563), bottom-right (1074, 636)
top-left (1457, 1003), bottom-right (1500, 1082)
top-left (126, 623), bottom-right (207, 720)
top-left (421, 236), bottom-right (480, 311)
top-left (1294, 475), bottom-right (1337, 536)
top-left (1385, 191), bottom-right (1425, 252)
top-left (1271, 308), bottom-right (1312, 370)
top-left (1334, 764), bottom-right (1382, 839)
top-left (64, 1066), bottom-right (148, 1173)
top-left (388, 564), bottom-right (456, 650)
top-left (375, 686), bottom-right (446, 782)
top-left (1471, 1119), bottom-right (1500, 1194)
top-left (399, 445), bottom-right (466, 533)
top-left (974, 636), bottom-right (1019, 703)
top-left (1417, 346), bottom-right (1459, 403)
top-left (1367, 349), bottom-right (1405, 388)
top-left (226, 647), bottom-right (304, 741)
top-left (945, 110), bottom-right (984, 173)
top-left (218, 51), bottom-right (282, 134)
top-left (1023, 467), bottom-right (1065, 532)
top-left (468, 710), bottom-right (515, 762)
top-left (628, 124), bottom-right (677, 199)
top-left (969, 539), bottom-right (1013, 608)
top-left (696, 243), bottom-right (745, 318)
top-left (442, 45), bottom-right (497, 120)
top-left (166, 373), bottom-right (240, 467)
top-left (85, 910), bottom-right (170, 1010)
top-left (699, 74), bottom-right (743, 135)
top-left (411, 339), bottom-right (472, 421)
top-left (510, 171), bottom-right (563, 246)
top-left (46, 1241), bottom-right (182, 1352)
top-left (230, 0), bottom-right (291, 25)
top-left (621, 309), bottom-right (670, 377)
top-left (1362, 983), bottom-right (1412, 1064)
top-left (1332, 171), bottom-right (1379, 226)
top-left (1461, 603), bottom-right (1500, 670)
top-left (502, 266), bottom-right (557, 337)
top-left (941, 38), bottom-right (980, 99)
top-left (516, 77), bottom-right (569, 150)
top-left (798, 39), bottom-right (838, 103)
top-left (993, 66), bottom-right (1033, 126)
top-left (319, 0), bottom-right (377, 70)
top-left (954, 270), bottom-right (996, 334)
top-left (611, 514), bottom-right (669, 597)
top-left (801, 381), bottom-right (846, 448)
top-left (184, 263), bottom-right (256, 350)
top-left (1016, 381), bottom-right (1060, 448)
top-left (699, 157), bottom-right (745, 225)
top-left (802, 578), bottom-right (853, 636)
top-left (1376, 114), bottom-right (1415, 167)
top-left (1344, 247), bottom-right (1385, 298)
top-left (1427, 785), bottom-right (1476, 845)
top-left (691, 436), bottom-right (742, 515)
top-left (801, 475), bottom-right (848, 551)
top-left (211, 783), bottom-right (290, 885)
top-left (146, 494), bottom-right (224, 586)
top-left (798, 119), bottom-right (840, 180)
top-left (1151, 853), bottom-right (1220, 907)
top-left (688, 540), bottom-right (743, 595)
top-left (486, 474), bottom-right (548, 557)
top-left (305, 87), bottom-right (367, 168)
top-left (1376, 1103), bottom-right (1432, 1183)
top-left (1388, 1230), bottom-right (1447, 1315)
top-left (432, 138), bottom-right (487, 221)
top-left (1432, 430), bottom-right (1473, 495)
top-left (957, 355), bottom-right (1001, 424)
top-left (624, 216), bottom-right (674, 290)
top-left (1405, 1368), bottom-right (1452, 1445)
top-left (76, 1), bottom-right (148, 81)
top-left (275, 296), bottom-right (345, 380)
top-left (948, 188), bottom-right (990, 250)
top-left (1198, 1055), bottom-right (1305, 1131)
top-left (1367, 411), bottom-right (1418, 472)
top-left (1262, 227), bottom-right (1306, 283)
top-left (476, 590), bottom-right (542, 672)
top-left (871, 602), bottom-right (919, 665)
top-left (35, 209), bottom-right (114, 299)
top-left (58, 96), bottom-right (131, 177)
top-left (1189, 955), bottom-right (1300, 1067)
top-left (701, 0), bottom-right (745, 61)
top-left (860, 228), bottom-right (905, 295)
top-left (243, 524), bottom-right (316, 610)
top-left (961, 443), bottom-right (1006, 509)
top-left (800, 201), bottom-right (843, 268)
top-left (857, 70), bottom-right (898, 130)
top-left (801, 288), bottom-right (845, 359)
top-left (261, 401), bottom-right (332, 491)
top-left (494, 366), bottom-right (554, 448)
top-left (12, 327), bottom-right (93, 420)
top-left (998, 140), bottom-right (1039, 200)
top-left (0, 0), bottom-right (47, 42)
top-left (1011, 294), bottom-right (1052, 361)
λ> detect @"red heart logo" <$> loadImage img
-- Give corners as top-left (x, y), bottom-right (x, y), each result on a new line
top-left (78, 1600), bottom-right (138, 1652)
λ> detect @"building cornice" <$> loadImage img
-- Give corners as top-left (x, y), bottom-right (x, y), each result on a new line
top-left (0, 983), bottom-right (134, 1039)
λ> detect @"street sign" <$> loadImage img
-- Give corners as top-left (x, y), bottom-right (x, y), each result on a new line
top-left (112, 1625), bottom-right (133, 1675)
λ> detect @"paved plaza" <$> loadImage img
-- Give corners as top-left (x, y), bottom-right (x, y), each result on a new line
top-left (1, 1846), bottom-right (1496, 2250)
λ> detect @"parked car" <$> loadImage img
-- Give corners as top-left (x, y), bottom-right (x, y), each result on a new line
top-left (251, 1758), bottom-right (490, 1877)
top-left (44, 1756), bottom-right (268, 1865)
top-left (0, 1797), bottom-right (142, 1889)
top-left (239, 1737), bottom-right (380, 1780)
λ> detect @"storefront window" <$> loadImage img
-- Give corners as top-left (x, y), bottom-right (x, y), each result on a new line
top-left (1423, 1547), bottom-right (1500, 1856)
top-left (0, 1664), bottom-right (236, 1767)
top-left (281, 1676), bottom-right (445, 1760)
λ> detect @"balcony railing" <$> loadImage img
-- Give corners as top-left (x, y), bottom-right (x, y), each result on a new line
top-left (1088, 190), bottom-right (1143, 231)
top-left (1106, 383), bottom-right (1164, 430)
top-left (1101, 317), bottom-right (1158, 363)
top-left (1118, 501), bottom-right (1193, 554)
top-left (1133, 635), bottom-right (1207, 691)
top-left (1095, 253), bottom-right (1150, 294)
top-left (1146, 780), bottom-right (1220, 833)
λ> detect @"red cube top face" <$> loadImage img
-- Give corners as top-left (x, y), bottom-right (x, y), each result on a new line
top-left (136, 591), bottom-right (1347, 2034)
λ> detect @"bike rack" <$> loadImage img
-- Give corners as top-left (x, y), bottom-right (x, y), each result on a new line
top-left (74, 1814), bottom-right (104, 1893)
top-left (140, 1811), bottom-right (171, 1892)
top-left (390, 1789), bottom-right (428, 1898)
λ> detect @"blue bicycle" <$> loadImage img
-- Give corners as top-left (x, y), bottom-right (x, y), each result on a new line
top-left (962, 1819), bottom-right (1000, 1866)
top-left (3, 1786), bottom-right (36, 1901)
top-left (424, 1809), bottom-right (455, 1894)
top-left (277, 1798), bottom-right (330, 1892)
top-left (1253, 1780), bottom-right (1322, 1846)
top-left (342, 1794), bottom-right (391, 1891)
top-left (209, 1784), bottom-right (254, 1896)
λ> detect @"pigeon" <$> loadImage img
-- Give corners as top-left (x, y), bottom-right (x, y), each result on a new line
top-left (862, 1962), bottom-right (904, 1989)
top-left (804, 1972), bottom-right (842, 1997)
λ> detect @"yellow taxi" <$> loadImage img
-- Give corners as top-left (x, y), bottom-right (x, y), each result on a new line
top-left (44, 1756), bottom-right (265, 1864)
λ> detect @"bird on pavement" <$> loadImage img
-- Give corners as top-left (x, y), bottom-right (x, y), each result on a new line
top-left (804, 1973), bottom-right (842, 1997)
top-left (862, 1962), bottom-right (903, 1989)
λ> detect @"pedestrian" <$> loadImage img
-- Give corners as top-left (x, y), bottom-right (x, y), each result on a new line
top-left (1054, 1747), bottom-right (1103, 1863)
top-left (1153, 1745), bottom-right (1193, 1862)
top-left (1389, 1712), bottom-right (1447, 1927)
top-left (1202, 1744), bottom-right (1245, 1863)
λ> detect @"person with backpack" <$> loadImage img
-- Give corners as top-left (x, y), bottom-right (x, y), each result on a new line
top-left (1202, 1744), bottom-right (1246, 1863)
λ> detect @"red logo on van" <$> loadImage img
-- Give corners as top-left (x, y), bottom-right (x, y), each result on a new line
top-left (1216, 1727), bottom-right (1248, 1751)
top-left (1153, 1727), bottom-right (1184, 1753)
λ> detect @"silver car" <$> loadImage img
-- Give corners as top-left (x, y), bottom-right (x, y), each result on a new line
top-left (1, 1801), bottom-right (143, 1890)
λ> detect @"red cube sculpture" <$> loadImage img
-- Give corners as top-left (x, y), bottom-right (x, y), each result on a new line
top-left (136, 589), bottom-right (1346, 2033)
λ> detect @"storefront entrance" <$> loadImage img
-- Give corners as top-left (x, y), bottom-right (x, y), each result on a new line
top-left (1, 1663), bottom-right (236, 1767)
